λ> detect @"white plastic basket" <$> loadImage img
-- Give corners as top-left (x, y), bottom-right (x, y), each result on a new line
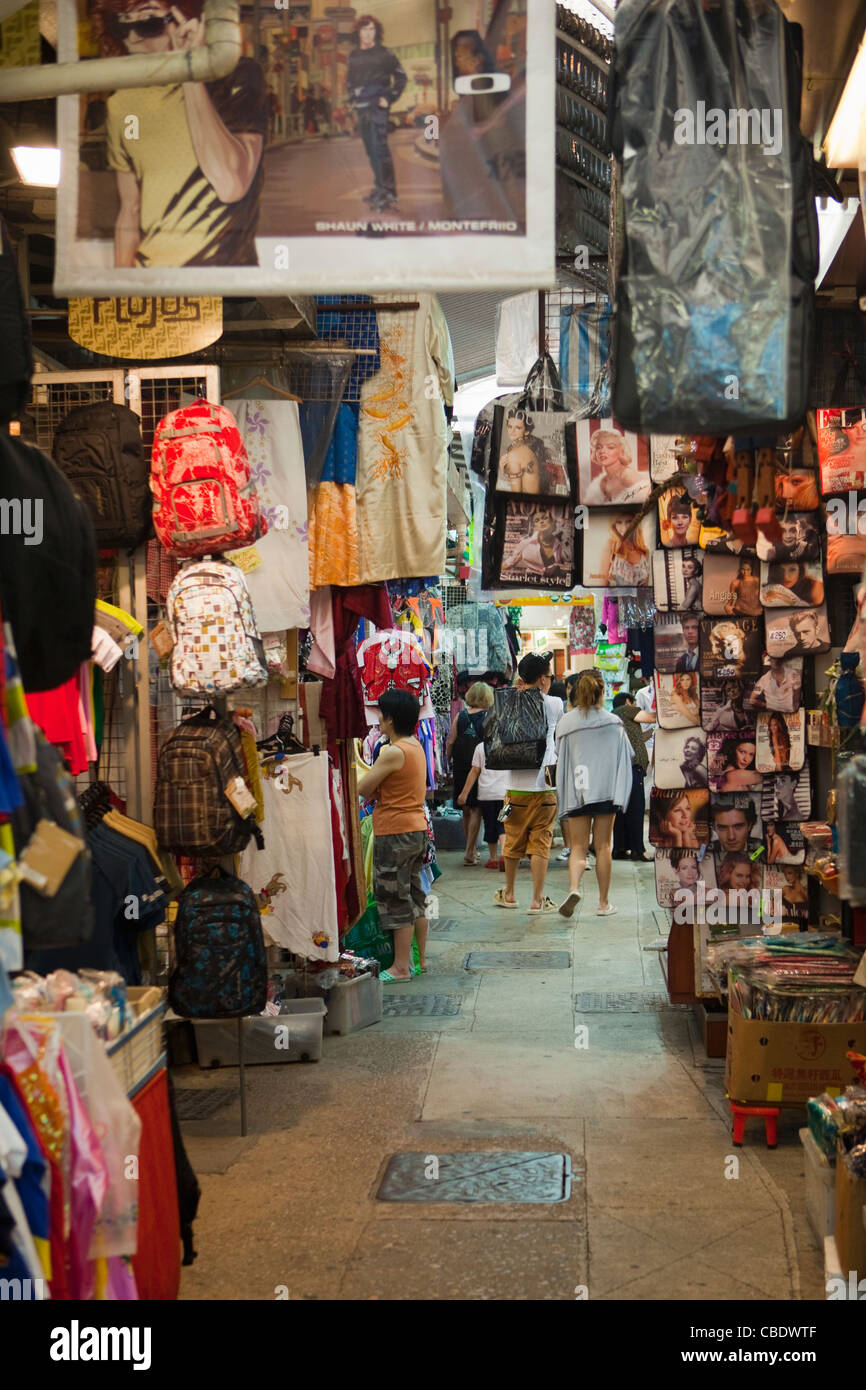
top-left (106, 987), bottom-right (166, 1096)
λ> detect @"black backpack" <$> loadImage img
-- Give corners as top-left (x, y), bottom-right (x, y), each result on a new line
top-left (0, 216), bottom-right (33, 427)
top-left (169, 869), bottom-right (268, 1019)
top-left (0, 433), bottom-right (97, 692)
top-left (53, 402), bottom-right (152, 549)
top-left (12, 732), bottom-right (94, 952)
top-left (452, 708), bottom-right (486, 767)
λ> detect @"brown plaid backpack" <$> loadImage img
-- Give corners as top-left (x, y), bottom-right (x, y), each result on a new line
top-left (155, 706), bottom-right (262, 857)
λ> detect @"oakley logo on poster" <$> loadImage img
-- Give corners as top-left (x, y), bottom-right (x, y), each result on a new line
top-left (67, 296), bottom-right (222, 358)
top-left (454, 72), bottom-right (511, 95)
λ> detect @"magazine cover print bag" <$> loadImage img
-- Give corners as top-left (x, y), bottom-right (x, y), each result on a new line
top-left (482, 354), bottom-right (579, 590)
top-left (151, 399), bottom-right (268, 556)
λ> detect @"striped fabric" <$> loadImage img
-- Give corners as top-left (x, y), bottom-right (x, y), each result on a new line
top-left (559, 300), bottom-right (613, 411)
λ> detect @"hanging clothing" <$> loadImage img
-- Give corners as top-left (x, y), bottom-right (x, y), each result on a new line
top-left (356, 293), bottom-right (455, 582)
top-left (25, 676), bottom-right (89, 776)
top-left (357, 629), bottom-right (431, 702)
top-left (238, 750), bottom-right (339, 960)
top-left (308, 481), bottom-right (363, 590)
top-left (225, 400), bottom-right (310, 631)
top-left (445, 603), bottom-right (512, 678)
top-left (318, 585), bottom-right (393, 742)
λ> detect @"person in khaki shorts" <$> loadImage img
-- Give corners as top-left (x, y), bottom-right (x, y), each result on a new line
top-left (494, 652), bottom-right (562, 914)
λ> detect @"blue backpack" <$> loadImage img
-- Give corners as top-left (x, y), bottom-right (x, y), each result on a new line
top-left (169, 869), bottom-right (267, 1019)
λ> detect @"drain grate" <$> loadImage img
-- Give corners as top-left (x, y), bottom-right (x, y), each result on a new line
top-left (174, 1088), bottom-right (236, 1121)
top-left (429, 917), bottom-right (460, 934)
top-left (382, 993), bottom-right (465, 1017)
top-left (377, 1151), bottom-right (572, 1203)
top-left (464, 951), bottom-right (571, 970)
top-left (574, 991), bottom-right (678, 1013)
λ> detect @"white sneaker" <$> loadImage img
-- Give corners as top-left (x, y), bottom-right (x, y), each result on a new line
top-left (557, 848), bottom-right (570, 861)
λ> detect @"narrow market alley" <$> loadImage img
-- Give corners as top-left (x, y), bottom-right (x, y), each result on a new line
top-left (177, 851), bottom-right (826, 1302)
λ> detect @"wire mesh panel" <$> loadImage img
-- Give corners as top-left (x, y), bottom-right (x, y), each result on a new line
top-left (27, 372), bottom-right (125, 451)
top-left (127, 366), bottom-right (220, 453)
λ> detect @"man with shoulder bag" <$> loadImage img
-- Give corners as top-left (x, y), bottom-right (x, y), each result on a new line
top-left (489, 653), bottom-right (561, 913)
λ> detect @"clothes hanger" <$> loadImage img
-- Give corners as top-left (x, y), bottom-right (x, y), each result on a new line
top-left (257, 713), bottom-right (316, 756)
top-left (222, 373), bottom-right (301, 402)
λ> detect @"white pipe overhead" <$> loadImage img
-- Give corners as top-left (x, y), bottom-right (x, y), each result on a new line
top-left (0, 0), bottom-right (240, 101)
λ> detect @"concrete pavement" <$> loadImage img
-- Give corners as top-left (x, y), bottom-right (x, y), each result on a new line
top-left (176, 849), bottom-right (825, 1301)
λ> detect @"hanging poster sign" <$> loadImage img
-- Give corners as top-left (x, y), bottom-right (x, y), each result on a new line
top-left (54, 0), bottom-right (553, 296)
top-left (67, 296), bottom-right (222, 357)
top-left (0, 1), bottom-right (40, 67)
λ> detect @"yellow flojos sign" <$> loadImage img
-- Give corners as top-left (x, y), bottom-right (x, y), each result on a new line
top-left (68, 297), bottom-right (222, 358)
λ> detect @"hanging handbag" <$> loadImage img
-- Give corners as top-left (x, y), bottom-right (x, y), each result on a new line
top-left (483, 686), bottom-right (548, 771)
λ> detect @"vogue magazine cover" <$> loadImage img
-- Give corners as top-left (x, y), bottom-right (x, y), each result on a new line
top-left (494, 409), bottom-right (571, 496)
top-left (699, 616), bottom-right (763, 681)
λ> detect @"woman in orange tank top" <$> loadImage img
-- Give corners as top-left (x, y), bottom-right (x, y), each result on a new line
top-left (357, 689), bottom-right (430, 981)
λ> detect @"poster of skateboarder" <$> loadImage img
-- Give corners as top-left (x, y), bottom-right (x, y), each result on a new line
top-left (55, 0), bottom-right (554, 293)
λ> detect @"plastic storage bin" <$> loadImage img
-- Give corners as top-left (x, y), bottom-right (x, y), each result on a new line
top-left (320, 973), bottom-right (383, 1036)
top-left (193, 999), bottom-right (327, 1067)
top-left (801, 1126), bottom-right (835, 1244)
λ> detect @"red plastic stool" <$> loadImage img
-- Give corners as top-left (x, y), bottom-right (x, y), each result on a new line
top-left (730, 1101), bottom-right (780, 1149)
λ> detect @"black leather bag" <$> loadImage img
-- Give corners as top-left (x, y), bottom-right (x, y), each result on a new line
top-left (483, 686), bottom-right (548, 771)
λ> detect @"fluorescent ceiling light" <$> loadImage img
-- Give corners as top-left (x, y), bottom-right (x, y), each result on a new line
top-left (816, 196), bottom-right (860, 286)
top-left (11, 146), bottom-right (61, 187)
top-left (824, 35), bottom-right (866, 168)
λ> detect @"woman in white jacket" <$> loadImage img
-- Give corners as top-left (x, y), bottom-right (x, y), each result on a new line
top-left (555, 669), bottom-right (633, 918)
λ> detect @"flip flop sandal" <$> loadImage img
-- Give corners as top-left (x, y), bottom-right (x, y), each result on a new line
top-left (528, 897), bottom-right (558, 914)
top-left (559, 891), bottom-right (581, 918)
top-left (596, 905), bottom-right (617, 916)
top-left (484, 859), bottom-right (501, 870)
top-left (494, 889), bottom-right (519, 909)
top-left (380, 969), bottom-right (413, 982)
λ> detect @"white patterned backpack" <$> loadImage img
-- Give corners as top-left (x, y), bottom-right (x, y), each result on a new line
top-left (166, 560), bottom-right (268, 695)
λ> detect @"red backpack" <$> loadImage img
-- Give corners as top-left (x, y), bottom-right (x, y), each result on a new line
top-left (150, 399), bottom-right (267, 556)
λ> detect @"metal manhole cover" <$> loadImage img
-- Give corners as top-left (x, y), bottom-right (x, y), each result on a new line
top-left (174, 1088), bottom-right (236, 1120)
top-left (464, 951), bottom-right (571, 970)
top-left (377, 1151), bottom-right (572, 1203)
top-left (382, 993), bottom-right (465, 1017)
top-left (574, 991), bottom-right (677, 1013)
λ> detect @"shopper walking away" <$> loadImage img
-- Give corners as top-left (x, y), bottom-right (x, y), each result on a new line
top-left (357, 690), bottom-right (428, 981)
top-left (555, 670), bottom-right (633, 917)
top-left (446, 679), bottom-right (490, 864)
top-left (611, 692), bottom-right (651, 861)
top-left (457, 726), bottom-right (507, 869)
top-left (494, 652), bottom-right (561, 914)
top-left (346, 14), bottom-right (407, 212)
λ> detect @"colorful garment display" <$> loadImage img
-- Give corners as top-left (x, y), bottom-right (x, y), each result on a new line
top-left (226, 400), bottom-right (310, 631)
top-left (356, 293), bottom-right (455, 583)
top-left (238, 750), bottom-right (339, 961)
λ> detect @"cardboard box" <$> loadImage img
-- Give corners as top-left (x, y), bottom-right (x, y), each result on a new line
top-left (694, 1000), bottom-right (728, 1058)
top-left (725, 1011), bottom-right (866, 1106)
top-left (834, 1144), bottom-right (866, 1282)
